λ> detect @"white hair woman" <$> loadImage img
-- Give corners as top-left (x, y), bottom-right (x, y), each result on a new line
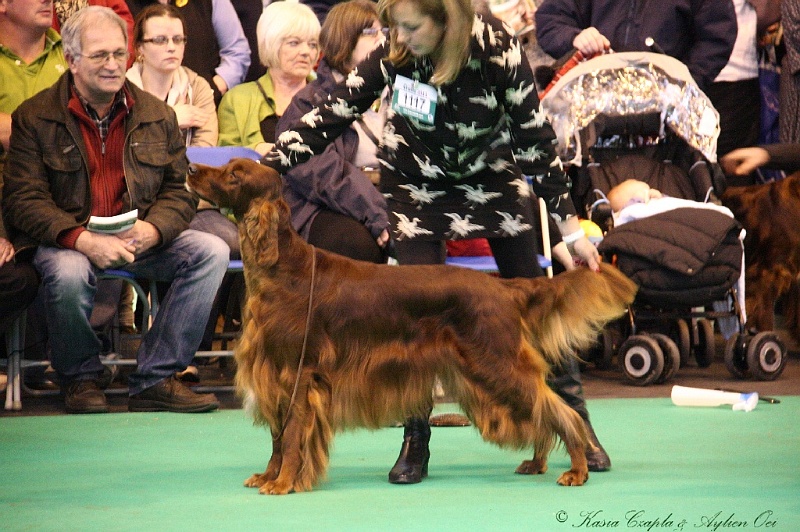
top-left (217, 0), bottom-right (320, 155)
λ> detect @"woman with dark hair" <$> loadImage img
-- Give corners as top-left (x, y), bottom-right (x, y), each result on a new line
top-left (278, 0), bottom-right (390, 263)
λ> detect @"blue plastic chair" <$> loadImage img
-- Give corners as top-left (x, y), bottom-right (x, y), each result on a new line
top-left (444, 254), bottom-right (551, 273)
top-left (186, 146), bottom-right (261, 166)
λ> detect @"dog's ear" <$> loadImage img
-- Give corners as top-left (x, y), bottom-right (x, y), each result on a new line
top-left (243, 198), bottom-right (279, 267)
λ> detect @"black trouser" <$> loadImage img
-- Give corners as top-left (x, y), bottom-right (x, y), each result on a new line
top-left (706, 78), bottom-right (761, 187)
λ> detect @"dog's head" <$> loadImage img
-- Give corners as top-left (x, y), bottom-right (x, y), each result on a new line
top-left (186, 158), bottom-right (283, 219)
top-left (187, 158), bottom-right (288, 268)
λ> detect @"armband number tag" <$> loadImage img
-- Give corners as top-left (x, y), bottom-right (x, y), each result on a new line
top-left (392, 75), bottom-right (437, 125)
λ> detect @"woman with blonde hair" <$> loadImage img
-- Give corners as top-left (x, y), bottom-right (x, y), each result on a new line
top-left (263, 0), bottom-right (607, 484)
top-left (217, 0), bottom-right (320, 155)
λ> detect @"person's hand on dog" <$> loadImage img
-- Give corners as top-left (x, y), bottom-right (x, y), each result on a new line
top-left (571, 236), bottom-right (601, 272)
top-left (721, 147), bottom-right (770, 176)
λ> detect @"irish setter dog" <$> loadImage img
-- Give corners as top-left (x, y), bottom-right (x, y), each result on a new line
top-left (186, 158), bottom-right (636, 495)
top-left (721, 172), bottom-right (800, 340)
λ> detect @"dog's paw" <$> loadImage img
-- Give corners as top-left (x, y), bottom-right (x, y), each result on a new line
top-left (515, 459), bottom-right (547, 475)
top-left (244, 473), bottom-right (269, 488)
top-left (556, 469), bottom-right (588, 486)
top-left (259, 479), bottom-right (295, 495)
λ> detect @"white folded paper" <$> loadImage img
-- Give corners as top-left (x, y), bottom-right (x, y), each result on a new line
top-left (87, 209), bottom-right (138, 234)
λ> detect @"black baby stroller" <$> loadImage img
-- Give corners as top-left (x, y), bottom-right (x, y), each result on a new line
top-left (539, 51), bottom-right (788, 385)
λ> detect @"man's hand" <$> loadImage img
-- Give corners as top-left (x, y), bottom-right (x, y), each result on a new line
top-left (74, 231), bottom-right (136, 269)
top-left (0, 237), bottom-right (14, 266)
top-left (116, 220), bottom-right (161, 255)
top-left (572, 27), bottom-right (610, 56)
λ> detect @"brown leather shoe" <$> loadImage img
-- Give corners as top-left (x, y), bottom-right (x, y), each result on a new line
top-left (64, 380), bottom-right (109, 414)
top-left (128, 375), bottom-right (219, 413)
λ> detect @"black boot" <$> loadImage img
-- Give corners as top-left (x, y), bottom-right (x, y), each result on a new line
top-left (549, 356), bottom-right (611, 472)
top-left (388, 416), bottom-right (431, 484)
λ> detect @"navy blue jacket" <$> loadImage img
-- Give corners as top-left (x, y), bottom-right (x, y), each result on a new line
top-left (535, 0), bottom-right (737, 90)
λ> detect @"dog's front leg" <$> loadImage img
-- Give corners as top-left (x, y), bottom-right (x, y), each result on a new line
top-left (259, 380), bottom-right (314, 495)
top-left (244, 430), bottom-right (283, 489)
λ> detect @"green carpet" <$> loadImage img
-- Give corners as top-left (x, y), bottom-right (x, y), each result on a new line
top-left (1, 398), bottom-right (798, 531)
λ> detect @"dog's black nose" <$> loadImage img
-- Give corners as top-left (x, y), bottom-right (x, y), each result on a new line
top-left (187, 163), bottom-right (197, 176)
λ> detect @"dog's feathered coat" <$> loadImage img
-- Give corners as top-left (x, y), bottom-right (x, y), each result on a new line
top-left (186, 159), bottom-right (637, 495)
top-left (722, 172), bottom-right (800, 341)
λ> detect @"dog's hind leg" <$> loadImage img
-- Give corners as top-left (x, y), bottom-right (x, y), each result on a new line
top-left (515, 387), bottom-right (589, 486)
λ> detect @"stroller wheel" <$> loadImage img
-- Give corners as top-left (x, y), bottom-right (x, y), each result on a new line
top-left (693, 319), bottom-right (715, 368)
top-left (672, 319), bottom-right (692, 367)
top-left (619, 335), bottom-right (664, 386)
top-left (651, 334), bottom-right (681, 383)
top-left (723, 333), bottom-right (750, 379)
top-left (746, 331), bottom-right (787, 381)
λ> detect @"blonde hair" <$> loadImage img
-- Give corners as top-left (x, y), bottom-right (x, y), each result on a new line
top-left (378, 0), bottom-right (473, 86)
top-left (256, 0), bottom-right (321, 69)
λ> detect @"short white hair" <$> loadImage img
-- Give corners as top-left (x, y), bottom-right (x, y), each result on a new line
top-left (257, 0), bottom-right (321, 68)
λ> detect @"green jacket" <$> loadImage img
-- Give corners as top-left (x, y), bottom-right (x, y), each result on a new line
top-left (217, 70), bottom-right (315, 150)
top-left (2, 73), bottom-right (194, 258)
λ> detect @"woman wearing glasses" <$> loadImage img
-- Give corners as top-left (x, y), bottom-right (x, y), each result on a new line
top-left (217, 0), bottom-right (320, 155)
top-left (277, 0), bottom-right (390, 263)
top-left (126, 4), bottom-right (217, 147)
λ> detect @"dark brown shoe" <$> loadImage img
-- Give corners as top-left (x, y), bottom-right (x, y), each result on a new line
top-left (64, 380), bottom-right (109, 414)
top-left (128, 375), bottom-right (219, 413)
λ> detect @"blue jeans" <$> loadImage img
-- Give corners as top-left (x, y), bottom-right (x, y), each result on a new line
top-left (33, 229), bottom-right (229, 394)
top-left (190, 209), bottom-right (240, 258)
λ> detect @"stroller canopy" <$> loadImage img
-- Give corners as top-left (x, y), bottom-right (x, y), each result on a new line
top-left (540, 52), bottom-right (720, 166)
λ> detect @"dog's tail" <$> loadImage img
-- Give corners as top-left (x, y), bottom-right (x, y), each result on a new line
top-left (514, 263), bottom-right (637, 366)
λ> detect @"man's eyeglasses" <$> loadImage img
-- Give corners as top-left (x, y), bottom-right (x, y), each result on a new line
top-left (362, 27), bottom-right (389, 37)
top-left (79, 50), bottom-right (129, 65)
top-left (141, 35), bottom-right (188, 46)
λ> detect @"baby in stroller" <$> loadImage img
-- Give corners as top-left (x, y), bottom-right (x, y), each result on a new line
top-left (539, 51), bottom-right (788, 384)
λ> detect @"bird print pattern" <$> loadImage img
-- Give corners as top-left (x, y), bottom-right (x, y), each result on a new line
top-left (263, 13), bottom-right (577, 241)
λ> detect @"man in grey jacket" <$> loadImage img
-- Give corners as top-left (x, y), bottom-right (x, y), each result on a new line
top-left (2, 7), bottom-right (228, 414)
